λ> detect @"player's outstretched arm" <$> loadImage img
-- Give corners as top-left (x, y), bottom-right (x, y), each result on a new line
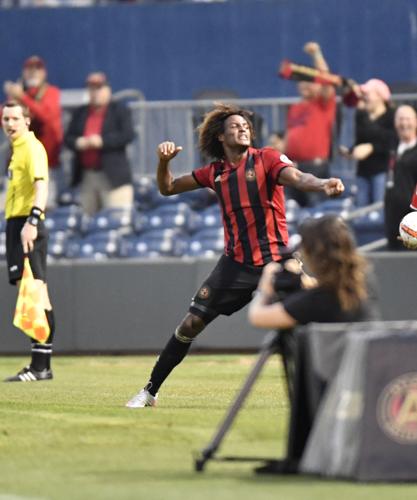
top-left (157, 141), bottom-right (200, 196)
top-left (279, 167), bottom-right (344, 197)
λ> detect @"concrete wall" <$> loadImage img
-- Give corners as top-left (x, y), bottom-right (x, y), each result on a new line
top-left (1, 253), bottom-right (416, 354)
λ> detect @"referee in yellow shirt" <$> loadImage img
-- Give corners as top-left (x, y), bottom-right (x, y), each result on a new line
top-left (2, 101), bottom-right (55, 382)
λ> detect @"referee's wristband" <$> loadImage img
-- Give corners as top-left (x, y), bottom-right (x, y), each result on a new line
top-left (27, 206), bottom-right (44, 227)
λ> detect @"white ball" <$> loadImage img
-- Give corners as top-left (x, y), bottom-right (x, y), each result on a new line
top-left (399, 211), bottom-right (417, 249)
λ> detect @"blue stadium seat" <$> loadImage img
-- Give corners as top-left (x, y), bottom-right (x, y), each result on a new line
top-left (58, 188), bottom-right (80, 207)
top-left (176, 189), bottom-right (217, 210)
top-left (83, 208), bottom-right (133, 235)
top-left (185, 236), bottom-right (224, 258)
top-left (351, 210), bottom-right (385, 246)
top-left (192, 227), bottom-right (224, 241)
top-left (133, 204), bottom-right (201, 234)
top-left (197, 205), bottom-right (222, 230)
top-left (45, 205), bottom-right (83, 233)
top-left (48, 231), bottom-right (69, 259)
top-left (152, 191), bottom-right (185, 207)
top-left (133, 176), bottom-right (159, 209)
top-left (66, 232), bottom-right (120, 260)
top-left (119, 231), bottom-right (188, 258)
top-left (303, 197), bottom-right (354, 221)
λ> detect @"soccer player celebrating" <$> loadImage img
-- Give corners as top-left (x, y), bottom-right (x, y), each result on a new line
top-left (126, 103), bottom-right (344, 408)
top-left (2, 101), bottom-right (55, 382)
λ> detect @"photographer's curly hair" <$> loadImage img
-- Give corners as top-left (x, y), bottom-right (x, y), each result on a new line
top-left (198, 103), bottom-right (255, 160)
top-left (299, 215), bottom-right (368, 311)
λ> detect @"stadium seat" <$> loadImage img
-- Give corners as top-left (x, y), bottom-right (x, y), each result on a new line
top-left (133, 204), bottom-right (201, 234)
top-left (45, 205), bottom-right (83, 233)
top-left (174, 189), bottom-right (217, 210)
top-left (351, 210), bottom-right (385, 246)
top-left (66, 232), bottom-right (120, 260)
top-left (185, 236), bottom-right (224, 258)
top-left (48, 231), bottom-right (69, 260)
top-left (305, 197), bottom-right (354, 220)
top-left (150, 189), bottom-right (216, 210)
top-left (57, 188), bottom-right (80, 207)
top-left (119, 231), bottom-right (188, 258)
top-left (133, 176), bottom-right (159, 209)
top-left (83, 207), bottom-right (133, 235)
top-left (197, 205), bottom-right (222, 230)
top-left (192, 227), bottom-right (224, 241)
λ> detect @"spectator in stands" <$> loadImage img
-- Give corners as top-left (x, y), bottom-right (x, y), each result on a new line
top-left (64, 72), bottom-right (135, 216)
top-left (384, 105), bottom-right (417, 249)
top-left (3, 55), bottom-right (63, 208)
top-left (284, 41), bottom-right (336, 207)
top-left (339, 79), bottom-right (396, 207)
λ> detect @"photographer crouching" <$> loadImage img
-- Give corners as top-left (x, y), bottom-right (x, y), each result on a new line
top-left (248, 214), bottom-right (379, 329)
top-left (247, 215), bottom-right (380, 474)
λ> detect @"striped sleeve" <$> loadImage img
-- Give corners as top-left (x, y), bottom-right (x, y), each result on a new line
top-left (192, 163), bottom-right (215, 189)
top-left (261, 147), bottom-right (294, 184)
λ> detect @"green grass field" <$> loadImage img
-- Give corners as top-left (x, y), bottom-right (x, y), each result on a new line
top-left (0, 355), bottom-right (416, 500)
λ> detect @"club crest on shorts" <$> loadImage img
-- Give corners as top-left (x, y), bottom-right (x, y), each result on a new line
top-left (197, 285), bottom-right (211, 300)
top-left (377, 372), bottom-right (417, 444)
top-left (245, 168), bottom-right (256, 181)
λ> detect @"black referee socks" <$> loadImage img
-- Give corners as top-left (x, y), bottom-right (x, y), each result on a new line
top-left (30, 309), bottom-right (55, 372)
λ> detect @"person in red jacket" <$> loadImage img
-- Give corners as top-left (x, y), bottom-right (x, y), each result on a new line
top-left (283, 42), bottom-right (337, 207)
top-left (3, 55), bottom-right (63, 207)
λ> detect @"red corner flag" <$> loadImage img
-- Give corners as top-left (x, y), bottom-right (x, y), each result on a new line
top-left (13, 258), bottom-right (50, 343)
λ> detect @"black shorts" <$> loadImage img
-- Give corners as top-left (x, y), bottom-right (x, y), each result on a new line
top-left (6, 217), bottom-right (48, 285)
top-left (189, 255), bottom-right (265, 324)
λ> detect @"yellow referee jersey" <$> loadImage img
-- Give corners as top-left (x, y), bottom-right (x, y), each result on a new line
top-left (5, 131), bottom-right (48, 219)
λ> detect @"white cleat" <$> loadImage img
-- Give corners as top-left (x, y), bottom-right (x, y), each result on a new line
top-left (126, 389), bottom-right (158, 408)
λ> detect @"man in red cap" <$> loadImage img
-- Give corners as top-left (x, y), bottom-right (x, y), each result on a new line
top-left (3, 55), bottom-right (63, 207)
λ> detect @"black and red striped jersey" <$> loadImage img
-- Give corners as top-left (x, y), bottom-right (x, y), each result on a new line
top-left (192, 147), bottom-right (294, 266)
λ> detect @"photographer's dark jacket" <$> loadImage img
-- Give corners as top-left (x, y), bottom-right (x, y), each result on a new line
top-left (65, 100), bottom-right (135, 188)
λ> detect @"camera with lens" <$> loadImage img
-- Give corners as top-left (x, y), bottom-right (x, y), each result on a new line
top-left (272, 257), bottom-right (304, 301)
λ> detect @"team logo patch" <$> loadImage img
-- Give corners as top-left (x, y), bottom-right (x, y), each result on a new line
top-left (280, 154), bottom-right (293, 165)
top-left (197, 285), bottom-right (211, 300)
top-left (377, 372), bottom-right (417, 444)
top-left (245, 168), bottom-right (256, 181)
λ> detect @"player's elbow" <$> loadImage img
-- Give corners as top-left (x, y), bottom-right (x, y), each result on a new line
top-left (158, 185), bottom-right (174, 196)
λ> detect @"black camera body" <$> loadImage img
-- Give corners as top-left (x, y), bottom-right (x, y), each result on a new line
top-left (272, 258), bottom-right (303, 301)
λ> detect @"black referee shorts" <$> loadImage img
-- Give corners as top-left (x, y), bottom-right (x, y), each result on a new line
top-left (6, 216), bottom-right (48, 285)
top-left (189, 255), bottom-right (265, 324)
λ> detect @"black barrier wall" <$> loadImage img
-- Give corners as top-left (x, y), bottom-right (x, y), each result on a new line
top-left (1, 253), bottom-right (417, 354)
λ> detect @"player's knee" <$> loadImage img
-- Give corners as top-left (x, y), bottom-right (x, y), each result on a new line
top-left (176, 313), bottom-right (206, 341)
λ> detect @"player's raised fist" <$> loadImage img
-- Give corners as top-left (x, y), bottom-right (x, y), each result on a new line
top-left (157, 141), bottom-right (183, 161)
top-left (323, 178), bottom-right (345, 197)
